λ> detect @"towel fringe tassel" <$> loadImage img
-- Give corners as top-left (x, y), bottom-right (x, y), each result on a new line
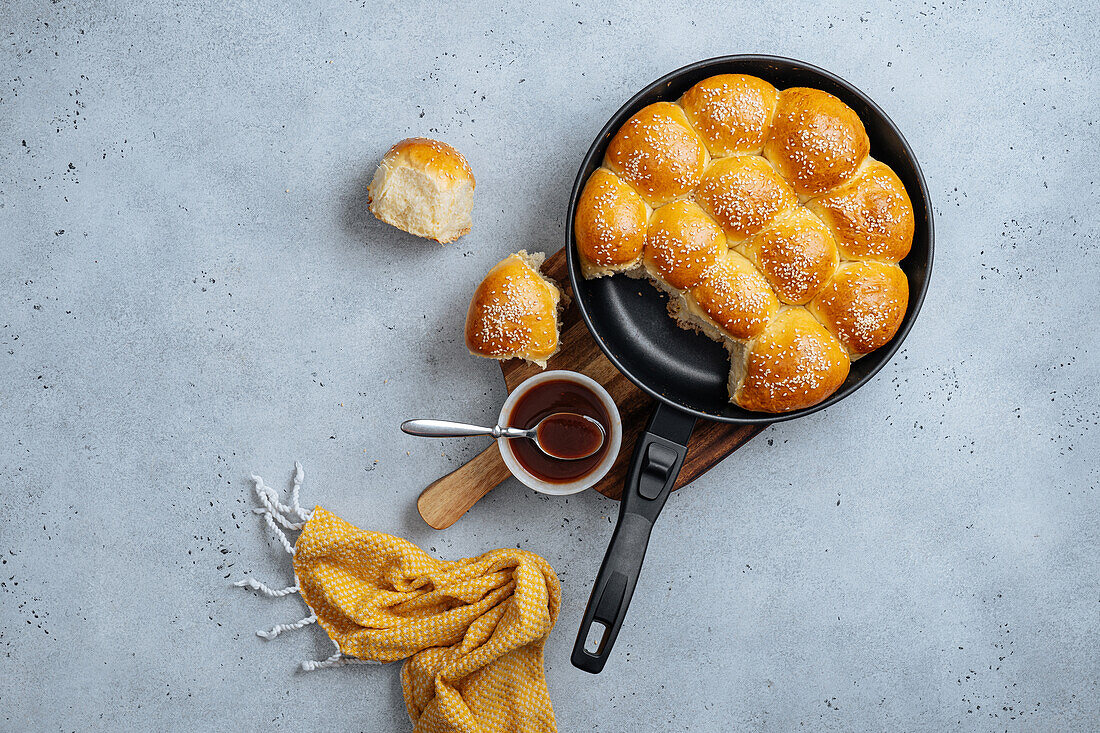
top-left (236, 463), bottom-right (378, 671)
top-left (257, 613), bottom-right (316, 640)
top-left (249, 461), bottom-right (312, 555)
top-left (232, 577), bottom-right (299, 597)
top-left (301, 639), bottom-right (380, 672)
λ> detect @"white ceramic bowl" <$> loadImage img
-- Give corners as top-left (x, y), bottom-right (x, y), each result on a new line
top-left (497, 370), bottom-right (621, 495)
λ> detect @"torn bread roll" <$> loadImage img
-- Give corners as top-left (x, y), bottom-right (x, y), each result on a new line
top-left (677, 249), bottom-right (780, 342)
top-left (368, 137), bottom-right (474, 243)
top-left (465, 251), bottom-right (562, 368)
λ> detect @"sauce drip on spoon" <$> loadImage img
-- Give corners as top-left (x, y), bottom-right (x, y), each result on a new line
top-left (535, 412), bottom-right (605, 460)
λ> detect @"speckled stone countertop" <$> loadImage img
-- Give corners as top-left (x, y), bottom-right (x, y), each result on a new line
top-left (1, 1), bottom-right (1097, 730)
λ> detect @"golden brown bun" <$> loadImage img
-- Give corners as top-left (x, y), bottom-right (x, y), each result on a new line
top-left (693, 155), bottom-right (799, 242)
top-left (740, 207), bottom-right (839, 305)
top-left (465, 251), bottom-right (561, 368)
top-left (763, 88), bottom-right (869, 197)
top-left (679, 74), bottom-right (778, 156)
top-left (806, 159), bottom-right (915, 262)
top-left (368, 138), bottom-right (475, 243)
top-left (808, 261), bottom-right (909, 356)
top-left (733, 308), bottom-right (850, 413)
top-left (605, 102), bottom-right (707, 206)
top-left (575, 169), bottom-right (648, 277)
top-left (688, 250), bottom-right (779, 341)
top-left (643, 200), bottom-right (726, 290)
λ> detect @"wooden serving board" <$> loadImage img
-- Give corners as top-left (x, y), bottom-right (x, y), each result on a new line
top-left (416, 247), bottom-right (770, 529)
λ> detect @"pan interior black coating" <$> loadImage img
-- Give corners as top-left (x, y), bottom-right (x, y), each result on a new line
top-left (566, 56), bottom-right (933, 425)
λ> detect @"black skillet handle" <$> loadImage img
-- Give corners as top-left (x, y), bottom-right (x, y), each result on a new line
top-left (571, 401), bottom-right (697, 674)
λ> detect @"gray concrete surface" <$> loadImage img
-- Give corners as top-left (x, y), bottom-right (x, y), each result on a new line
top-left (2, 1), bottom-right (1098, 730)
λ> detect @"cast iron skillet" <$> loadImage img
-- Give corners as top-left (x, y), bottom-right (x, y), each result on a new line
top-left (567, 55), bottom-right (934, 673)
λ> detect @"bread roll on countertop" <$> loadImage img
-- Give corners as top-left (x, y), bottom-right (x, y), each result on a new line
top-left (368, 137), bottom-right (474, 243)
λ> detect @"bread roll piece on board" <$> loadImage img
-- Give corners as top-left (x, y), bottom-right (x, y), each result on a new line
top-left (604, 102), bottom-right (708, 207)
top-left (806, 159), bottom-right (915, 262)
top-left (764, 88), bottom-right (869, 197)
top-left (643, 200), bottom-right (726, 290)
top-left (808, 261), bottom-right (909, 357)
top-left (679, 74), bottom-right (778, 156)
top-left (693, 155), bottom-right (799, 243)
top-left (733, 308), bottom-right (850, 413)
top-left (575, 169), bottom-right (649, 278)
top-left (368, 138), bottom-right (474, 243)
top-left (740, 207), bottom-right (839, 305)
top-left (465, 251), bottom-right (562, 368)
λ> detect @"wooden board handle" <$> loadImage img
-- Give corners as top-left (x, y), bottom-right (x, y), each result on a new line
top-left (417, 442), bottom-right (514, 529)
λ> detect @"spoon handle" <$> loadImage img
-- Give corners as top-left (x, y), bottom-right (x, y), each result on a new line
top-left (401, 419), bottom-right (528, 439)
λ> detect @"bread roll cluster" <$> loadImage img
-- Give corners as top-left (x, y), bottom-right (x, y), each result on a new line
top-left (576, 75), bottom-right (914, 413)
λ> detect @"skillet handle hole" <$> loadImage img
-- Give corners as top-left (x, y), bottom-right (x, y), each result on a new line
top-left (583, 621), bottom-right (608, 655)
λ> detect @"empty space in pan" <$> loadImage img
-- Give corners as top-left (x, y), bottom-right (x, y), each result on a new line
top-left (566, 55), bottom-right (934, 424)
top-left (589, 276), bottom-right (731, 411)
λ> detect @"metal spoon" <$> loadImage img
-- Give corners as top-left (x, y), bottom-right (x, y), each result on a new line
top-left (401, 412), bottom-right (606, 460)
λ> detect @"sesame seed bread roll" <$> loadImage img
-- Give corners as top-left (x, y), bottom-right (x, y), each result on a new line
top-left (808, 261), bottom-right (909, 357)
top-left (575, 169), bottom-right (649, 278)
top-left (465, 251), bottom-right (562, 368)
top-left (763, 88), bottom-right (869, 197)
top-left (685, 249), bottom-right (779, 341)
top-left (367, 137), bottom-right (474, 243)
top-left (643, 200), bottom-right (726, 290)
top-left (679, 74), bottom-right (778, 156)
top-left (733, 308), bottom-right (850, 413)
top-left (693, 155), bottom-right (799, 243)
top-left (740, 207), bottom-right (839, 305)
top-left (806, 159), bottom-right (915, 262)
top-left (604, 102), bottom-right (708, 207)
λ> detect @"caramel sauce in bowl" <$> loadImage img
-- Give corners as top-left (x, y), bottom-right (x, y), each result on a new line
top-left (497, 371), bottom-right (622, 495)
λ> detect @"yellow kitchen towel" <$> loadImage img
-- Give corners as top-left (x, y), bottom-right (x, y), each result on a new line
top-left (238, 465), bottom-right (561, 733)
